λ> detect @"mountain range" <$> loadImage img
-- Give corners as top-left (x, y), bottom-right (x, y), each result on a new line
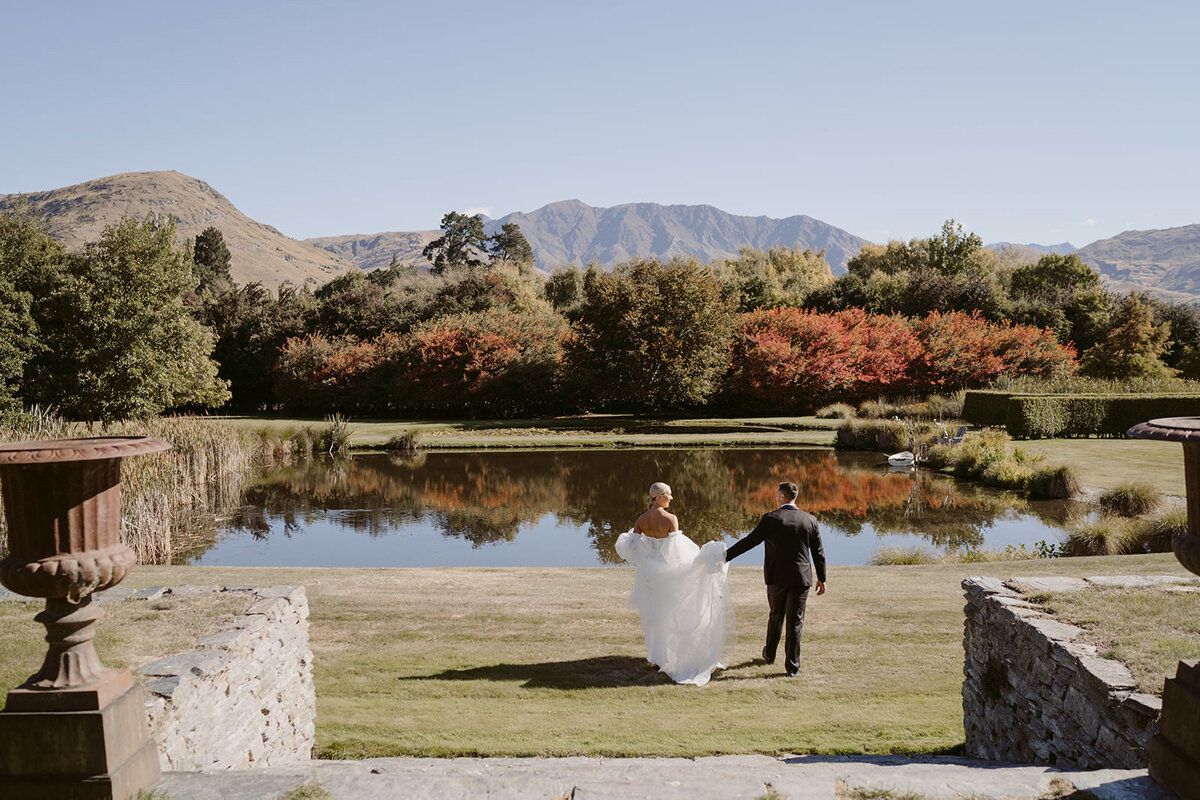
top-left (307, 200), bottom-right (871, 274)
top-left (2, 171), bottom-right (1198, 303)
top-left (0, 172), bottom-right (354, 286)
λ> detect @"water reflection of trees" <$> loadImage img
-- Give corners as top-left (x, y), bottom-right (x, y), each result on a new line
top-left (207, 449), bottom-right (1033, 564)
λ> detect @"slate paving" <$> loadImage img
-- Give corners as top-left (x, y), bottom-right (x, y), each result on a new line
top-left (154, 755), bottom-right (1170, 800)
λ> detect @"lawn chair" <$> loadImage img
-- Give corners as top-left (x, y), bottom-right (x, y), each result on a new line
top-left (936, 425), bottom-right (968, 445)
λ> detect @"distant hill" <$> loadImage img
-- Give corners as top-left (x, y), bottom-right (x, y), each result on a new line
top-left (0, 171), bottom-right (354, 287)
top-left (308, 199), bottom-right (871, 274)
top-left (985, 241), bottom-right (1076, 260)
top-left (1075, 225), bottom-right (1200, 302)
top-left (305, 229), bottom-right (439, 273)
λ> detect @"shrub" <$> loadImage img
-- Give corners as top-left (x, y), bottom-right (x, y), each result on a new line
top-left (856, 395), bottom-right (960, 421)
top-left (1005, 393), bottom-right (1200, 439)
top-left (911, 310), bottom-right (1076, 390)
top-left (384, 430), bottom-right (424, 455)
top-left (961, 390), bottom-right (1012, 426)
top-left (834, 419), bottom-right (932, 452)
top-left (857, 398), bottom-right (893, 419)
top-left (943, 429), bottom-right (1012, 479)
top-left (869, 545), bottom-right (939, 566)
top-left (980, 456), bottom-right (1034, 489)
top-left (948, 544), bottom-right (1040, 563)
top-left (1143, 506), bottom-right (1188, 552)
top-left (1065, 515), bottom-right (1143, 556)
top-left (815, 403), bottom-right (856, 419)
top-left (993, 374), bottom-right (1200, 395)
top-left (1025, 465), bottom-right (1082, 500)
top-left (925, 391), bottom-right (965, 420)
top-left (724, 308), bottom-right (920, 412)
top-left (1098, 482), bottom-right (1163, 517)
top-left (314, 413), bottom-right (353, 454)
top-left (402, 308), bottom-right (570, 417)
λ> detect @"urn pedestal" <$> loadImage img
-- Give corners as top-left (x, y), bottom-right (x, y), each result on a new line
top-left (1127, 418), bottom-right (1200, 797)
top-left (0, 436), bottom-right (169, 800)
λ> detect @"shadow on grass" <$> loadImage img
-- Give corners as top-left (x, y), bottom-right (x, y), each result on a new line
top-left (412, 655), bottom-right (675, 689)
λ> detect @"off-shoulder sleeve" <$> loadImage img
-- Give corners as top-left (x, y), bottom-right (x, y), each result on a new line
top-left (615, 530), bottom-right (644, 563)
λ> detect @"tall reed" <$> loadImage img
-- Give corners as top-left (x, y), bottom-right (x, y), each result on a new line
top-left (0, 412), bottom-right (260, 564)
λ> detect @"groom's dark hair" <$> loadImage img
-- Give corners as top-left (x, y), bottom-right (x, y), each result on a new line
top-left (777, 482), bottom-right (798, 501)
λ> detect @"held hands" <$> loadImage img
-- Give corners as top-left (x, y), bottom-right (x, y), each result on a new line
top-left (815, 580), bottom-right (826, 595)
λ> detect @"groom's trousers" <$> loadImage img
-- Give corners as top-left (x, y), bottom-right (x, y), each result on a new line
top-left (764, 584), bottom-right (809, 675)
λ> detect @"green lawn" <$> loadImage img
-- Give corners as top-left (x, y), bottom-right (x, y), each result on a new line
top-left (1013, 437), bottom-right (1185, 495)
top-left (210, 414), bottom-right (840, 449)
top-left (2, 555), bottom-right (1187, 758)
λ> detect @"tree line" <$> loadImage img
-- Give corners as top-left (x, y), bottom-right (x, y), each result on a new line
top-left (0, 205), bottom-right (1195, 422)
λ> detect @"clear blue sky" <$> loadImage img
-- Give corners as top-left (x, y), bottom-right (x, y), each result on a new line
top-left (4, 0), bottom-right (1197, 247)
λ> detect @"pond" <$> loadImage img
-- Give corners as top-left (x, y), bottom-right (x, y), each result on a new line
top-left (183, 448), bottom-right (1083, 568)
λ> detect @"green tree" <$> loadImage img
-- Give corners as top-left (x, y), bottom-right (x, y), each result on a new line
top-left (927, 218), bottom-right (984, 276)
top-left (1079, 293), bottom-right (1176, 379)
top-left (488, 222), bottom-right (535, 268)
top-left (422, 212), bottom-right (489, 274)
top-left (25, 214), bottom-right (230, 420)
top-left (0, 202), bottom-right (63, 409)
top-left (201, 282), bottom-right (317, 411)
top-left (566, 258), bottom-right (736, 410)
top-left (545, 265), bottom-right (586, 318)
top-left (715, 246), bottom-right (833, 311)
top-left (192, 226), bottom-right (232, 292)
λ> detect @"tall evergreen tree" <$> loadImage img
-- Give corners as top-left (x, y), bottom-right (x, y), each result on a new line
top-left (422, 212), bottom-right (489, 274)
top-left (192, 226), bottom-right (233, 291)
top-left (1079, 293), bottom-right (1176, 379)
top-left (488, 222), bottom-right (534, 267)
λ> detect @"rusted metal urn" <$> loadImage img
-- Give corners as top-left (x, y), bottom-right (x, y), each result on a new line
top-left (1126, 417), bottom-right (1200, 575)
top-left (1125, 417), bottom-right (1200, 798)
top-left (0, 436), bottom-right (170, 689)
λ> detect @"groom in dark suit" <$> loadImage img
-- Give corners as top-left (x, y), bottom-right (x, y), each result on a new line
top-left (725, 481), bottom-right (826, 676)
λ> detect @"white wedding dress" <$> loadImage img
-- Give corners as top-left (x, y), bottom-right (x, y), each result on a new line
top-left (614, 530), bottom-right (735, 686)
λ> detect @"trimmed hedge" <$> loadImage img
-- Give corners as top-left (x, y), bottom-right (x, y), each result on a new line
top-left (961, 391), bottom-right (1013, 426)
top-left (1006, 394), bottom-right (1200, 439)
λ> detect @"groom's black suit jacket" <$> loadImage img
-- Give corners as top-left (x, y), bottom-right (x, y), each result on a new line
top-left (725, 505), bottom-right (826, 589)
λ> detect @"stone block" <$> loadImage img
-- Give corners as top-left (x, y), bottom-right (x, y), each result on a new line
top-left (256, 585), bottom-right (305, 603)
top-left (247, 596), bottom-right (288, 618)
top-left (1077, 654), bottom-right (1138, 696)
top-left (139, 651), bottom-right (229, 679)
top-left (145, 677), bottom-right (181, 699)
top-left (167, 584), bottom-right (221, 597)
top-left (130, 586), bottom-right (167, 601)
top-left (225, 613), bottom-right (269, 633)
top-left (197, 628), bottom-right (253, 650)
top-left (1023, 616), bottom-right (1086, 646)
top-left (1006, 576), bottom-right (1089, 594)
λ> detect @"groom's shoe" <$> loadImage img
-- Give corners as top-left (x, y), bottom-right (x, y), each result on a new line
top-left (761, 647), bottom-right (775, 664)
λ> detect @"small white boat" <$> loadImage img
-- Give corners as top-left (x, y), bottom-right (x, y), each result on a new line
top-left (887, 450), bottom-right (916, 466)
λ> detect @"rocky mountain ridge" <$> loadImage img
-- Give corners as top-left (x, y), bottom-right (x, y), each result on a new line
top-left (4, 171), bottom-right (1198, 303)
top-left (0, 171), bottom-right (353, 287)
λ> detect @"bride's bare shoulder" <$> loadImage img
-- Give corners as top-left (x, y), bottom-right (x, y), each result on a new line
top-left (635, 507), bottom-right (677, 536)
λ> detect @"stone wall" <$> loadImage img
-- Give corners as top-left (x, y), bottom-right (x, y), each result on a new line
top-left (137, 584), bottom-right (316, 770)
top-left (962, 575), bottom-right (1167, 769)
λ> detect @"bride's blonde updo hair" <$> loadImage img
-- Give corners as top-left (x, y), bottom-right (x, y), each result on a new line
top-left (648, 482), bottom-right (672, 505)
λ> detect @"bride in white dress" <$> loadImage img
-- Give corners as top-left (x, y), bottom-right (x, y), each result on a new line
top-left (614, 482), bottom-right (735, 686)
